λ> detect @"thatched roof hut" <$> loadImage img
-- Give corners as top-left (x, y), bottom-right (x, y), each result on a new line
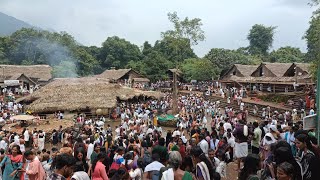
top-left (220, 64), bottom-right (259, 80)
top-left (0, 65), bottom-right (52, 82)
top-left (17, 77), bottom-right (162, 113)
top-left (96, 68), bottom-right (146, 81)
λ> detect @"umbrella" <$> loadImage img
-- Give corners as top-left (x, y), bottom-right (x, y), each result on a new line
top-left (12, 115), bottom-right (36, 121)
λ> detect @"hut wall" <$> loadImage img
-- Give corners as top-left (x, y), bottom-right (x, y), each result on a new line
top-left (18, 75), bottom-right (36, 87)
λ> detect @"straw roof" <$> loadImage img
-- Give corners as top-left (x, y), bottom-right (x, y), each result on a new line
top-left (97, 69), bottom-right (137, 80)
top-left (0, 65), bottom-right (52, 81)
top-left (18, 77), bottom-right (162, 113)
top-left (235, 64), bottom-right (259, 77)
top-left (263, 63), bottom-right (292, 77)
top-left (294, 63), bottom-right (310, 73)
top-left (168, 69), bottom-right (182, 76)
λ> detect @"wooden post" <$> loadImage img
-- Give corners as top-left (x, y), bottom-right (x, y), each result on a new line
top-left (316, 63), bottom-right (320, 145)
top-left (273, 84), bottom-right (275, 93)
top-left (172, 69), bottom-right (178, 114)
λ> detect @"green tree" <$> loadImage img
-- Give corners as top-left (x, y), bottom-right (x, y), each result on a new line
top-left (162, 11), bottom-right (205, 45)
top-left (153, 36), bottom-right (196, 63)
top-left (181, 58), bottom-right (218, 81)
top-left (142, 41), bottom-right (153, 57)
top-left (269, 46), bottom-right (304, 63)
top-left (305, 13), bottom-right (320, 78)
top-left (100, 36), bottom-right (142, 69)
top-left (127, 50), bottom-right (174, 81)
top-left (247, 24), bottom-right (277, 56)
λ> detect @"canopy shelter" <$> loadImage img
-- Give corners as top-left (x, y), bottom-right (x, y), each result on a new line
top-left (11, 114), bottom-right (36, 127)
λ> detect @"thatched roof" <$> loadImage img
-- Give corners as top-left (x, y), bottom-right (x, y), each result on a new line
top-left (0, 65), bottom-right (52, 81)
top-left (222, 64), bottom-right (259, 79)
top-left (263, 63), bottom-right (292, 77)
top-left (168, 69), bottom-right (182, 76)
top-left (235, 64), bottom-right (259, 77)
top-left (17, 77), bottom-right (162, 113)
top-left (97, 69), bottom-right (137, 80)
top-left (294, 63), bottom-right (310, 73)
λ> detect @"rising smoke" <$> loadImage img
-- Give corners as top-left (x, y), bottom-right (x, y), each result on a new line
top-left (16, 34), bottom-right (79, 78)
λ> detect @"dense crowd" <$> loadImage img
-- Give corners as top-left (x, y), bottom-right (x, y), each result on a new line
top-left (0, 87), bottom-right (318, 180)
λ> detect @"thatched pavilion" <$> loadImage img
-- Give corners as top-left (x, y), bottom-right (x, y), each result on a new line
top-left (16, 77), bottom-right (162, 114)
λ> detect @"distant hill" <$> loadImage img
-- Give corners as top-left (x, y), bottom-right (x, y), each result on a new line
top-left (0, 12), bottom-right (34, 36)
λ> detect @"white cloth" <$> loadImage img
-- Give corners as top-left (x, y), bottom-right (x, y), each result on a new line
top-left (24, 130), bottom-right (29, 141)
top-left (235, 142), bottom-right (248, 158)
top-left (216, 161), bottom-right (227, 178)
top-left (0, 140), bottom-right (7, 150)
top-left (144, 161), bottom-right (164, 172)
top-left (263, 133), bottom-right (276, 146)
top-left (71, 171), bottom-right (90, 180)
top-left (129, 168), bottom-right (143, 180)
top-left (199, 139), bottom-right (209, 155)
top-left (161, 168), bottom-right (174, 180)
top-left (87, 143), bottom-right (94, 160)
top-left (196, 162), bottom-right (210, 180)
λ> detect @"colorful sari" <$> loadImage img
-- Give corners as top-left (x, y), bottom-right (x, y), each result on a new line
top-left (0, 154), bottom-right (23, 180)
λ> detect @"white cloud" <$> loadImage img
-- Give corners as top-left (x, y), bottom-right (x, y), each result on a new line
top-left (0, 0), bottom-right (314, 56)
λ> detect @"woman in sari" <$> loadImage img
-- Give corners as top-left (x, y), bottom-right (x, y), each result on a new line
top-left (0, 145), bottom-right (23, 180)
top-left (190, 146), bottom-right (215, 180)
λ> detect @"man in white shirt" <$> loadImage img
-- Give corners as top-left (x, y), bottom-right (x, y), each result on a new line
top-left (86, 140), bottom-right (94, 161)
top-left (24, 128), bottom-right (30, 148)
top-left (198, 134), bottom-right (209, 155)
top-left (0, 137), bottom-right (7, 150)
top-left (143, 153), bottom-right (164, 180)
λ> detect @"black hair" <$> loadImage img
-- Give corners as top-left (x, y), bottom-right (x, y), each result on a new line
top-left (24, 150), bottom-right (34, 157)
top-left (190, 146), bottom-right (215, 180)
top-left (238, 154), bottom-right (260, 180)
top-left (74, 161), bottom-right (85, 172)
top-left (296, 134), bottom-right (313, 152)
top-left (92, 153), bottom-right (107, 172)
top-left (159, 137), bottom-right (165, 146)
top-left (10, 144), bottom-right (22, 155)
top-left (52, 153), bottom-right (76, 170)
top-left (74, 148), bottom-right (86, 162)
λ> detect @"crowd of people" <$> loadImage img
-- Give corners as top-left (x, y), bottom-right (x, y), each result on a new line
top-left (0, 85), bottom-right (318, 180)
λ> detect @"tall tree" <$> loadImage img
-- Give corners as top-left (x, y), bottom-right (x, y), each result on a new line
top-left (154, 36), bottom-right (197, 63)
top-left (247, 24), bottom-right (276, 56)
top-left (161, 11), bottom-right (205, 45)
top-left (181, 58), bottom-right (218, 81)
top-left (305, 12), bottom-right (320, 78)
top-left (100, 36), bottom-right (142, 69)
top-left (269, 46), bottom-right (304, 63)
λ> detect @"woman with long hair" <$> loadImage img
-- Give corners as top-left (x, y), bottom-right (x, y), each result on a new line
top-left (74, 148), bottom-right (89, 173)
top-left (0, 145), bottom-right (23, 180)
top-left (91, 153), bottom-right (109, 180)
top-left (238, 154), bottom-right (260, 180)
top-left (295, 134), bottom-right (319, 180)
top-left (273, 141), bottom-right (302, 180)
top-left (190, 146), bottom-right (215, 180)
top-left (91, 143), bottom-right (101, 164)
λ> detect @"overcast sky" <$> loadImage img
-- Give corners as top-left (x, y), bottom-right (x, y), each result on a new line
top-left (0, 0), bottom-right (316, 56)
